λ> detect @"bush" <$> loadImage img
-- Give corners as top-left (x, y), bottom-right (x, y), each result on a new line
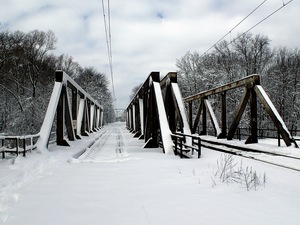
top-left (212, 153), bottom-right (267, 191)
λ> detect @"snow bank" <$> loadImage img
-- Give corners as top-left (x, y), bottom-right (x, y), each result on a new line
top-left (2, 123), bottom-right (300, 225)
top-left (0, 123), bottom-right (300, 225)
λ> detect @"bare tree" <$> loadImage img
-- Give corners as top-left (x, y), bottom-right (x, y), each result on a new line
top-left (76, 67), bottom-right (115, 123)
top-left (264, 47), bottom-right (300, 129)
top-left (129, 83), bottom-right (142, 101)
top-left (232, 33), bottom-right (273, 76)
top-left (55, 54), bottom-right (80, 78)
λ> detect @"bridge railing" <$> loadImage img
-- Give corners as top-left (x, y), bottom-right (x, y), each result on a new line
top-left (171, 133), bottom-right (201, 158)
top-left (0, 134), bottom-right (40, 158)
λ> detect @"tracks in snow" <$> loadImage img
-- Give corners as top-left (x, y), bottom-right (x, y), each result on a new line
top-left (201, 139), bottom-right (300, 172)
top-left (75, 126), bottom-right (128, 163)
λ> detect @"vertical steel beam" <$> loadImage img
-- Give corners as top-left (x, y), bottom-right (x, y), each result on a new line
top-left (139, 98), bottom-right (144, 139)
top-left (64, 86), bottom-right (75, 141)
top-left (219, 92), bottom-right (227, 138)
top-left (72, 89), bottom-right (78, 137)
top-left (56, 86), bottom-right (69, 146)
top-left (90, 104), bottom-right (95, 132)
top-left (246, 87), bottom-right (258, 143)
top-left (76, 98), bottom-right (85, 138)
top-left (192, 100), bottom-right (203, 134)
top-left (189, 101), bottom-right (193, 132)
top-left (100, 109), bottom-right (104, 127)
top-left (201, 99), bottom-right (207, 135)
top-left (81, 100), bottom-right (89, 136)
top-left (165, 82), bottom-right (176, 133)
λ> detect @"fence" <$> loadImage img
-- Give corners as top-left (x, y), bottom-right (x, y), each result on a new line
top-left (0, 134), bottom-right (40, 158)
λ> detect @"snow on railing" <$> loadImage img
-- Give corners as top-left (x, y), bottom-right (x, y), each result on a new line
top-left (0, 134), bottom-right (40, 159)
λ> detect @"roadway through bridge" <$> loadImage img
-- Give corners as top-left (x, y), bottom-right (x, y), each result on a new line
top-left (74, 123), bottom-right (128, 163)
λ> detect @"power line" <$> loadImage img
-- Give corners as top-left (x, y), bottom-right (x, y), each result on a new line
top-left (101, 0), bottom-right (115, 101)
top-left (228, 0), bottom-right (293, 46)
top-left (204, 0), bottom-right (294, 55)
top-left (203, 0), bottom-right (267, 55)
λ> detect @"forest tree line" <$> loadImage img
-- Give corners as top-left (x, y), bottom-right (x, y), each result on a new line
top-left (0, 28), bottom-right (114, 135)
top-left (176, 33), bottom-right (300, 133)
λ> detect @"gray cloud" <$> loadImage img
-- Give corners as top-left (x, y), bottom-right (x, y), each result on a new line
top-left (1, 0), bottom-right (299, 109)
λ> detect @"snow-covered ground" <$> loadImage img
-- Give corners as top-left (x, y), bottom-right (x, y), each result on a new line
top-left (1, 122), bottom-right (300, 225)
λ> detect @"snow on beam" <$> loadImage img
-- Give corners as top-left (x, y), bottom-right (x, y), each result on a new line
top-left (139, 98), bottom-right (144, 137)
top-left (254, 85), bottom-right (294, 147)
top-left (204, 99), bottom-right (222, 137)
top-left (36, 81), bottom-right (63, 153)
top-left (153, 82), bottom-right (174, 155)
top-left (76, 98), bottom-right (85, 138)
top-left (132, 104), bottom-right (136, 132)
top-left (90, 104), bottom-right (95, 132)
top-left (184, 74), bottom-right (260, 102)
top-left (171, 82), bottom-right (192, 146)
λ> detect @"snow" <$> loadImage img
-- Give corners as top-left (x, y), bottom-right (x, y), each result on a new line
top-left (1, 122), bottom-right (300, 225)
top-left (153, 82), bottom-right (174, 155)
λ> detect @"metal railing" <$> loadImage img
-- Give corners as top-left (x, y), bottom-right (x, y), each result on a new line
top-left (171, 133), bottom-right (201, 158)
top-left (0, 134), bottom-right (40, 158)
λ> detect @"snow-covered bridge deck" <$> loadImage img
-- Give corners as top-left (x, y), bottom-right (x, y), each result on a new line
top-left (1, 122), bottom-right (300, 225)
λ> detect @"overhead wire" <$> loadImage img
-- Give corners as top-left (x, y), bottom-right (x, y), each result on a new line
top-left (203, 0), bottom-right (267, 55)
top-left (101, 0), bottom-right (116, 101)
top-left (203, 0), bottom-right (293, 55)
top-left (227, 0), bottom-right (293, 47)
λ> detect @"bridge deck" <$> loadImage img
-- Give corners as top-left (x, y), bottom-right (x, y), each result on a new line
top-left (1, 123), bottom-right (300, 225)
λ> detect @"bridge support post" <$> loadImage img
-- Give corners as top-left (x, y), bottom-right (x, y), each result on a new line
top-left (72, 89), bottom-right (79, 139)
top-left (188, 101), bottom-right (193, 133)
top-left (139, 98), bottom-right (144, 139)
top-left (246, 87), bottom-right (258, 144)
top-left (56, 86), bottom-right (70, 146)
top-left (219, 92), bottom-right (227, 138)
top-left (201, 98), bottom-right (207, 135)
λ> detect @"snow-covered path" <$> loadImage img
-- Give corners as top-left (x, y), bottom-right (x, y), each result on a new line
top-left (1, 122), bottom-right (300, 225)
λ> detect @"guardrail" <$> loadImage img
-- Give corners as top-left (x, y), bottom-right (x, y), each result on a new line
top-left (171, 133), bottom-right (201, 158)
top-left (0, 134), bottom-right (40, 159)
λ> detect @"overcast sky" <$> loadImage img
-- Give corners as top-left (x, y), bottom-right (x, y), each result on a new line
top-left (1, 0), bottom-right (299, 109)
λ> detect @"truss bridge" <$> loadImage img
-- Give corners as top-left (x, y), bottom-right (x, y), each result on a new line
top-left (125, 71), bottom-right (299, 158)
